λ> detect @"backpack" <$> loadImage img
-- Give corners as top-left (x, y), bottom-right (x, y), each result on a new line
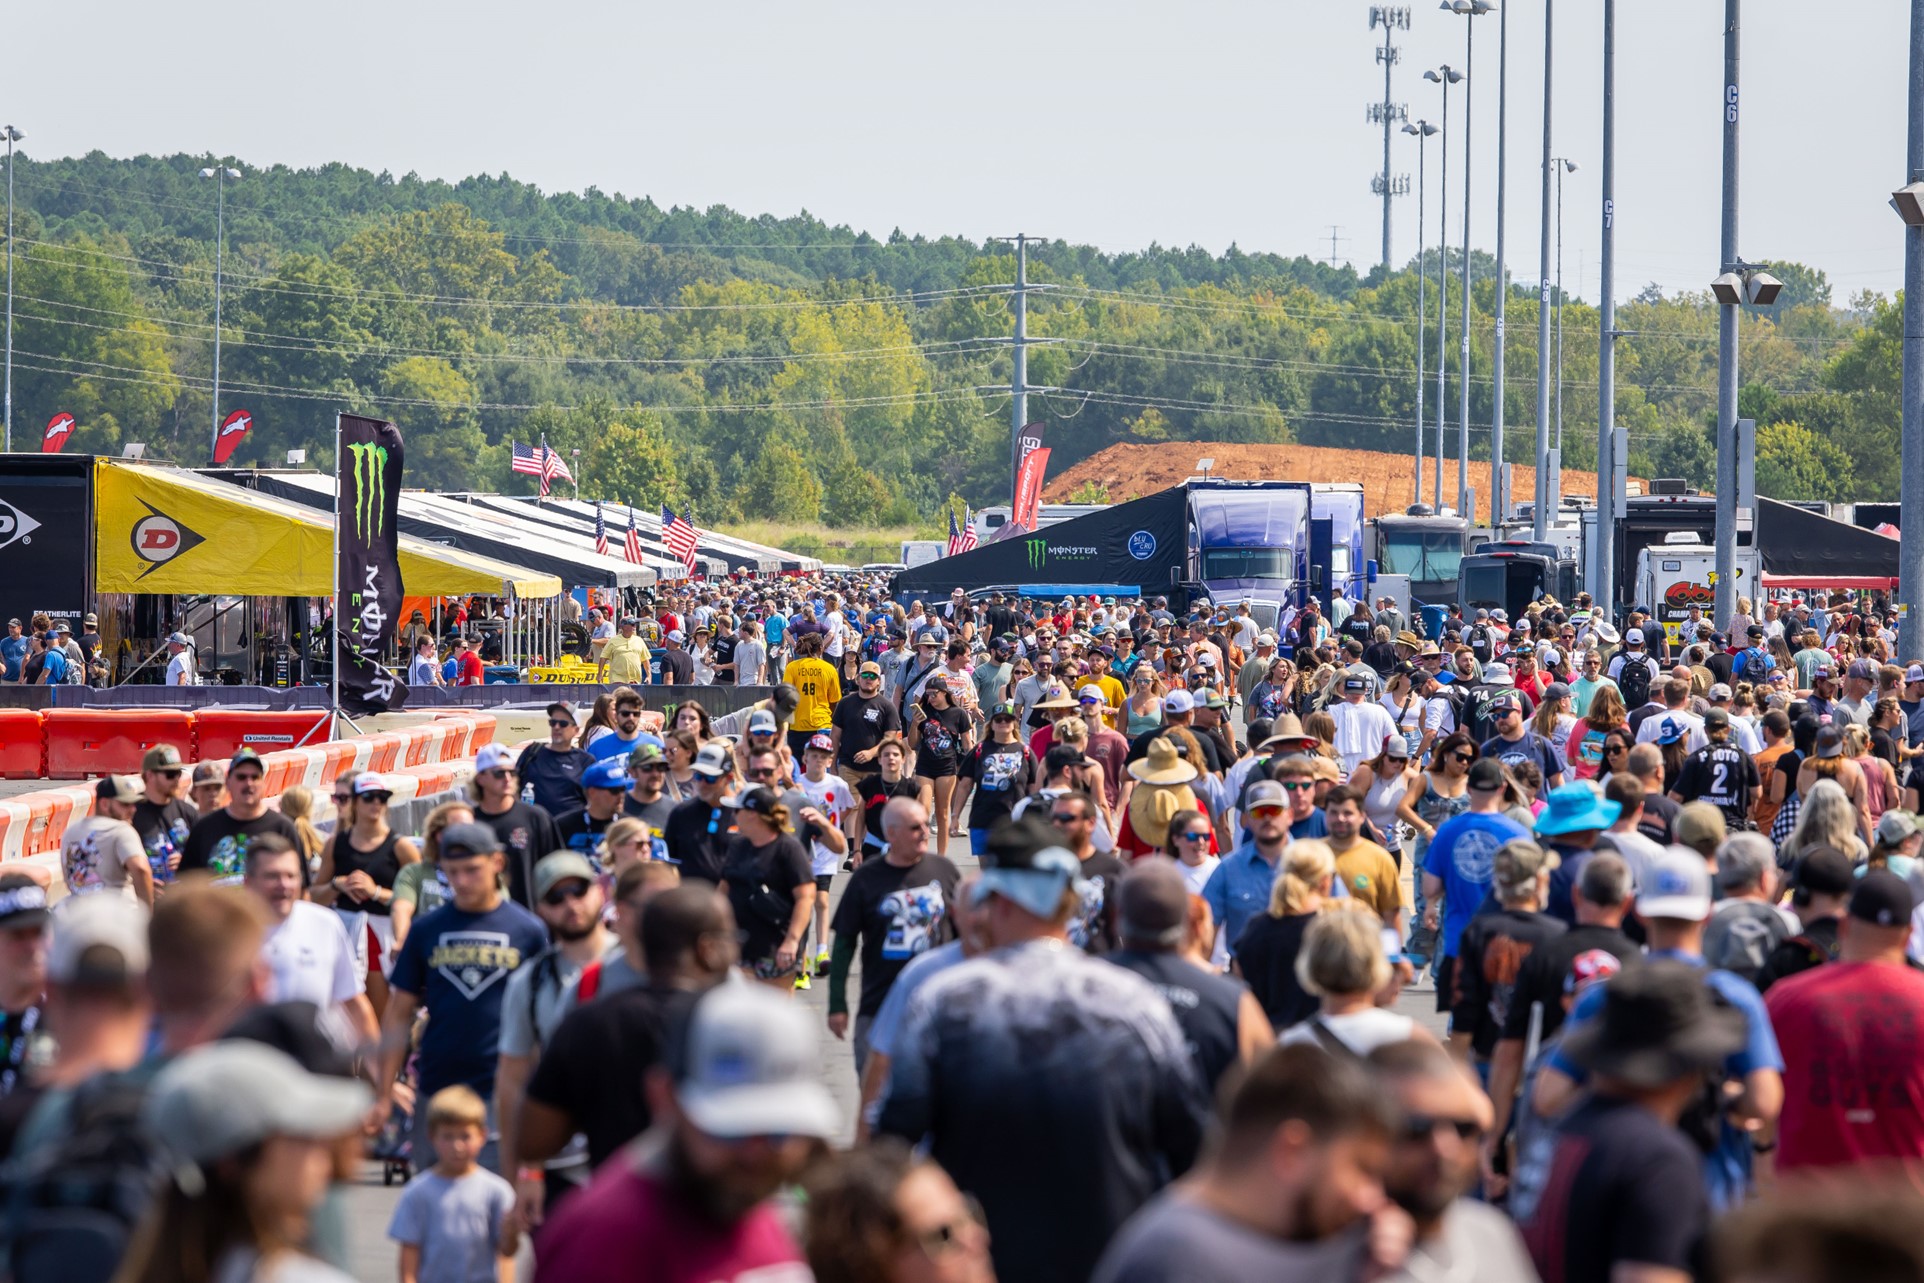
top-left (1737, 649), bottom-right (1771, 686)
top-left (1469, 625), bottom-right (1496, 665)
top-left (1617, 658), bottom-right (1653, 711)
top-left (1, 1069), bottom-right (168, 1283)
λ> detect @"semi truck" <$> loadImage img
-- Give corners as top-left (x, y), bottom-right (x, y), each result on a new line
top-left (1372, 507), bottom-right (1471, 607)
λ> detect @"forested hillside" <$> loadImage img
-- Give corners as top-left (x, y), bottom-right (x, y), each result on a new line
top-left (4, 151), bottom-right (1900, 516)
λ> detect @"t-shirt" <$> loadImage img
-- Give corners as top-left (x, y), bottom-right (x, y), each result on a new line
top-left (1674, 742), bottom-right (1760, 834)
top-left (0, 635), bottom-right (25, 682)
top-left (1072, 850), bottom-right (1128, 955)
top-left (387, 1168), bottom-right (515, 1283)
top-left (499, 948), bottom-right (587, 1059)
top-left (1451, 907), bottom-right (1567, 1058)
top-left (1106, 949), bottom-right (1249, 1092)
top-left (261, 902), bottom-right (362, 1009)
top-left (1423, 811), bottom-right (1530, 958)
top-left (585, 728), bottom-right (663, 766)
top-left (515, 744), bottom-right (595, 818)
top-left (1501, 923), bottom-right (1641, 1044)
top-left (393, 862), bottom-right (454, 922)
top-left (830, 694), bottom-right (900, 768)
top-left (525, 985), bottom-right (698, 1168)
top-left (1232, 912), bottom-right (1318, 1029)
top-left (475, 801), bottom-right (562, 909)
top-left (1331, 839), bottom-right (1402, 920)
top-left (962, 741), bottom-right (1034, 832)
top-left (164, 651), bottom-right (195, 686)
top-left (1514, 1094), bottom-right (1710, 1283)
top-left (783, 656), bottom-right (841, 731)
top-left (1767, 960), bottom-right (1924, 1181)
top-left (663, 796), bottom-right (737, 883)
top-left (554, 808), bottom-right (619, 863)
top-left (911, 706), bottom-right (972, 776)
top-left (657, 648), bottom-right (694, 684)
top-left (601, 634), bottom-right (649, 684)
top-left (857, 775), bottom-right (922, 850)
top-left (620, 793), bottom-right (677, 864)
top-left (532, 1163), bottom-right (808, 1283)
top-left (732, 638), bottom-right (766, 685)
top-left (60, 816), bottom-right (145, 899)
top-left (794, 773), bottom-right (856, 876)
top-left (1091, 1190), bottom-right (1368, 1283)
top-left (830, 854), bottom-right (960, 1015)
top-left (130, 796), bottom-right (198, 888)
top-left (387, 899), bottom-right (548, 1096)
top-left (718, 835), bottom-right (813, 967)
top-left (1639, 792), bottom-right (1682, 845)
top-left (1480, 731), bottom-right (1563, 785)
top-left (1280, 1007), bottom-right (1418, 1055)
top-left (179, 809), bottom-right (303, 886)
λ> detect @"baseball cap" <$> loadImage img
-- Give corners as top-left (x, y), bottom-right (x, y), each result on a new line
top-left (226, 748), bottom-right (265, 777)
top-left (534, 851), bottom-right (599, 900)
top-left (805, 732), bottom-right (834, 755)
top-left (1117, 862), bottom-right (1190, 948)
top-left (1202, 687), bottom-right (1232, 709)
top-left (474, 742), bottom-right (517, 774)
top-left (582, 760), bottom-right (633, 791)
top-left (1814, 724), bottom-right (1846, 759)
top-left (49, 893), bottom-right (149, 987)
top-left (350, 772), bottom-right (392, 799)
top-left (672, 983), bottom-right (840, 1141)
top-left (0, 876), bottom-right (49, 930)
top-left (1636, 847), bottom-right (1714, 921)
top-left (142, 745), bottom-right (185, 774)
top-left (191, 761), bottom-right (223, 786)
top-left (747, 709), bottom-right (779, 735)
top-left (1342, 674), bottom-right (1369, 693)
top-left (1746, 624), bottom-right (1766, 638)
top-left (1849, 870), bottom-right (1915, 928)
top-left (1655, 717), bottom-right (1687, 746)
top-left (667, 629), bottom-right (686, 643)
top-left (1703, 707), bottom-right (1730, 730)
top-left (691, 743), bottom-right (732, 778)
top-left (1467, 759), bottom-right (1507, 792)
top-left (1876, 809), bottom-right (1922, 847)
top-left (1162, 689), bottom-right (1196, 715)
top-left (1243, 779), bottom-right (1289, 811)
top-left (145, 1041), bottom-right (372, 1167)
top-left (977, 814), bottom-right (1083, 919)
top-left (724, 784), bottom-right (784, 817)
top-left (94, 774), bottom-right (141, 805)
top-left (1482, 661), bottom-right (1513, 684)
top-left (1543, 681), bottom-right (1572, 702)
top-left (1906, 664), bottom-right (1924, 684)
top-left (1707, 683), bottom-right (1733, 702)
top-left (1791, 846), bottom-right (1856, 899)
top-left (1494, 839), bottom-right (1560, 899)
top-left (628, 742), bottom-right (667, 771)
top-left (1625, 628), bottom-right (1645, 645)
top-left (1847, 659), bottom-right (1879, 682)
top-left (1077, 684), bottom-right (1107, 705)
top-left (166, 631), bottom-right (192, 647)
top-left (858, 660), bottom-right (882, 677)
top-left (438, 822), bottom-right (503, 859)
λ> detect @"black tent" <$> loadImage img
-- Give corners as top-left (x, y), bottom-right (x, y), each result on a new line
top-left (891, 488), bottom-right (1191, 599)
top-left (1755, 497), bottom-right (1900, 583)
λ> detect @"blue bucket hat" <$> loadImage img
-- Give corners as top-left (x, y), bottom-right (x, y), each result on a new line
top-left (1534, 784), bottom-right (1622, 837)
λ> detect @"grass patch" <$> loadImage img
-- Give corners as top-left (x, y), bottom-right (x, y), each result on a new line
top-left (717, 519), bottom-right (948, 566)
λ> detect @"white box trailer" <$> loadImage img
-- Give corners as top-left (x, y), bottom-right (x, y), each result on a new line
top-left (1634, 538), bottom-right (1758, 648)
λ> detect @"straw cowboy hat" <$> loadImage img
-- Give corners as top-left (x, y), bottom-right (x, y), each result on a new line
top-left (1032, 682), bottom-right (1079, 711)
top-left (1128, 737), bottom-right (1199, 786)
top-left (1257, 713), bottom-right (1320, 754)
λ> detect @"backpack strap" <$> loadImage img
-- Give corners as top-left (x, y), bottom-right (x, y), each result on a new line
top-left (576, 959), bottom-right (603, 1004)
top-left (1302, 1016), bottom-right (1363, 1061)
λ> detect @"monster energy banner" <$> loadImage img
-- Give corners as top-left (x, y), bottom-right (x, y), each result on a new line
top-left (892, 484), bottom-right (1191, 600)
top-left (336, 414), bottom-right (408, 715)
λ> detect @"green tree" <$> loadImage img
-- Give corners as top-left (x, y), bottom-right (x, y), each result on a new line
top-left (736, 439), bottom-right (823, 521)
top-left (584, 417), bottom-right (683, 510)
top-left (1753, 421), bottom-right (1856, 502)
top-left (378, 357), bottom-right (485, 490)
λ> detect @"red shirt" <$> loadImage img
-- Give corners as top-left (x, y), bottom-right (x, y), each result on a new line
top-left (456, 650), bottom-right (485, 686)
top-left (1766, 959), bottom-right (1924, 1187)
top-left (535, 1161), bottom-right (809, 1283)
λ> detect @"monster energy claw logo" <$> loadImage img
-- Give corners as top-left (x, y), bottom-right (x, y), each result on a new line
top-left (1025, 538), bottom-right (1046, 570)
top-left (348, 442), bottom-right (387, 542)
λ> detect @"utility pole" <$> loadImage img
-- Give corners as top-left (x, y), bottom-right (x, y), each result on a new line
top-left (1012, 232), bottom-right (1030, 494)
top-left (200, 161), bottom-right (241, 464)
top-left (1900, 0), bottom-right (1924, 662)
top-left (1370, 6), bottom-right (1414, 268)
top-left (1407, 119), bottom-right (1439, 506)
top-left (1, 126), bottom-right (19, 454)
top-left (1713, 0), bottom-right (1742, 632)
top-left (1326, 226), bottom-right (1350, 268)
top-left (1426, 65), bottom-right (1463, 512)
top-left (1596, 0), bottom-right (1619, 613)
top-left (1491, 0), bottom-right (1511, 527)
top-left (1534, 1), bottom-right (1557, 540)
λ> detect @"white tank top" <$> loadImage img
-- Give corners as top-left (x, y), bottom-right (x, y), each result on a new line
top-left (1364, 769), bottom-right (1412, 849)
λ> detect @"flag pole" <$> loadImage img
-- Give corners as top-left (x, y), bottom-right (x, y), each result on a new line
top-left (330, 412), bottom-right (342, 735)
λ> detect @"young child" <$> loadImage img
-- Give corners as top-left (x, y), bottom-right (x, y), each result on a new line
top-left (388, 1085), bottom-right (517, 1283)
top-left (796, 733), bottom-right (855, 976)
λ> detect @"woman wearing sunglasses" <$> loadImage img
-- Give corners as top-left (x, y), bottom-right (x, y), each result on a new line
top-left (804, 1140), bottom-right (992, 1283)
top-left (718, 785), bottom-right (817, 988)
top-left (1566, 684), bottom-right (1627, 782)
top-left (1405, 731), bottom-right (1476, 969)
top-left (312, 772), bottom-right (419, 1017)
top-left (1164, 812), bottom-right (1219, 896)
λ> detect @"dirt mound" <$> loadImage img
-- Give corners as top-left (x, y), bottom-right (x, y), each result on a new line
top-left (1043, 441), bottom-right (1630, 524)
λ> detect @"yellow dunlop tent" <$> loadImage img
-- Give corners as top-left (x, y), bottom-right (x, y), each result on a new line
top-left (93, 459), bottom-right (561, 598)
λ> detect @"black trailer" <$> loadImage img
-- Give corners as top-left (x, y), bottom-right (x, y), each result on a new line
top-left (891, 488), bottom-right (1192, 601)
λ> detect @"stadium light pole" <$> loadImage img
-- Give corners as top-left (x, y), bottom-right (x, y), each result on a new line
top-left (200, 162), bottom-right (241, 464)
top-left (1445, 0), bottom-right (1494, 522)
top-left (1424, 65), bottom-right (1463, 511)
top-left (1554, 159), bottom-right (1577, 462)
top-left (2, 126), bottom-right (21, 455)
top-left (1406, 119), bottom-right (1439, 507)
top-left (1711, 0), bottom-right (1743, 633)
top-left (1893, 0), bottom-right (1924, 661)
top-left (1534, 2), bottom-right (1556, 541)
top-left (1596, 0), bottom-right (1619, 613)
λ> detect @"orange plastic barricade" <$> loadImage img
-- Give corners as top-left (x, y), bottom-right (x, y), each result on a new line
top-left (0, 800), bottom-right (32, 863)
top-left (12, 794), bottom-right (55, 859)
top-left (400, 726), bottom-right (435, 769)
top-left (285, 748), bottom-right (329, 792)
top-left (43, 710), bottom-right (197, 780)
top-left (39, 785), bottom-right (94, 856)
top-left (361, 733), bottom-right (406, 774)
top-left (434, 718), bottom-right (472, 760)
top-left (342, 740), bottom-right (375, 778)
top-left (317, 742), bottom-right (358, 787)
top-left (466, 714), bottom-right (497, 749)
top-left (380, 773), bottom-right (422, 806)
top-left (399, 762), bottom-right (455, 801)
top-left (257, 751), bottom-right (307, 798)
top-left (194, 710), bottom-right (333, 761)
top-left (0, 711), bottom-right (44, 780)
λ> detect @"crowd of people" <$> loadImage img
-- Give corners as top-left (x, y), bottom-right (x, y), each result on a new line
top-left (0, 576), bottom-right (1923, 1282)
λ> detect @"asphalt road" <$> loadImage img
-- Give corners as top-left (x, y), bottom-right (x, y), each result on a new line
top-left (337, 834), bottom-right (1448, 1281)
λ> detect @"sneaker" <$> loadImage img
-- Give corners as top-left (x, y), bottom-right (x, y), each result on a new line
top-left (793, 971), bottom-right (812, 992)
top-left (813, 949), bottom-right (831, 976)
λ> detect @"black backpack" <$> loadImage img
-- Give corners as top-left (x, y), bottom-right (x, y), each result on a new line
top-left (1469, 625), bottom-right (1496, 665)
top-left (1, 1069), bottom-right (168, 1283)
top-left (1617, 657), bottom-right (1653, 711)
top-left (1737, 649), bottom-right (1771, 687)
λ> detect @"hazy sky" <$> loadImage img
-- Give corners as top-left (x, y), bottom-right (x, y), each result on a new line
top-left (12, 2), bottom-right (1916, 300)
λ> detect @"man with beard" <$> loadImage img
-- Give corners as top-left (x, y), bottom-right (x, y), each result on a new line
top-left (1368, 1041), bottom-right (1537, 1283)
top-left (532, 983), bottom-right (838, 1280)
top-left (1092, 1044), bottom-right (1402, 1283)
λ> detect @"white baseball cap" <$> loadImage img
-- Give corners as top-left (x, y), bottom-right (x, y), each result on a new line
top-left (1162, 689), bottom-right (1196, 715)
top-left (673, 984), bottom-right (840, 1140)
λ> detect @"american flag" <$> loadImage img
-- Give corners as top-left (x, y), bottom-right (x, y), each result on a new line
top-left (510, 440), bottom-right (573, 497)
top-left (539, 436), bottom-right (574, 486)
top-left (510, 441), bottom-right (544, 478)
top-left (956, 506), bottom-right (978, 554)
top-left (623, 509), bottom-right (644, 565)
top-left (946, 508), bottom-right (963, 557)
top-left (663, 506), bottom-right (700, 576)
top-left (594, 502), bottom-right (610, 558)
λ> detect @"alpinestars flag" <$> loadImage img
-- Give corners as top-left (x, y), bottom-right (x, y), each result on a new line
top-left (594, 503), bottom-right (610, 558)
top-left (663, 507), bottom-right (699, 576)
top-left (623, 510), bottom-right (644, 565)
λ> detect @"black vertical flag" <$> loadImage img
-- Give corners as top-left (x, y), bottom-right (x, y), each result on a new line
top-left (338, 414), bottom-right (407, 715)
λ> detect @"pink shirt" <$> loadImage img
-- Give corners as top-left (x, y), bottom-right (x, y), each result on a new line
top-left (535, 1161), bottom-right (809, 1283)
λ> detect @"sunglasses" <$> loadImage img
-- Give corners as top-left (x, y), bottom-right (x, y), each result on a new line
top-left (1049, 811), bottom-right (1092, 824)
top-left (332, 793), bottom-right (353, 805)
top-left (1172, 829), bottom-right (1209, 842)
top-left (542, 882), bottom-right (593, 906)
top-left (549, 718), bottom-right (575, 729)
top-left (481, 768), bottom-right (513, 780)
top-left (1401, 1114), bottom-right (1483, 1142)
top-left (616, 709), bottom-right (643, 719)
top-left (747, 768), bottom-right (778, 780)
top-left (1450, 753), bottom-right (1474, 764)
top-left (1249, 804), bottom-right (1289, 818)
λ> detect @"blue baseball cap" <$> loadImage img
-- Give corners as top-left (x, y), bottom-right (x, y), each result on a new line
top-left (582, 761), bottom-right (634, 791)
